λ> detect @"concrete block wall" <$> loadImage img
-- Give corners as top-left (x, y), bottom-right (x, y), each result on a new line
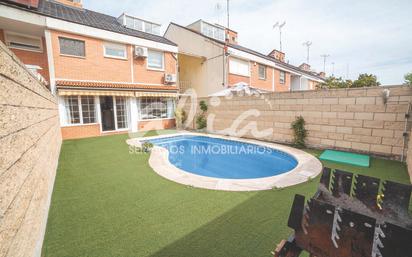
top-left (0, 42), bottom-right (61, 257)
top-left (407, 126), bottom-right (412, 182)
top-left (180, 86), bottom-right (412, 160)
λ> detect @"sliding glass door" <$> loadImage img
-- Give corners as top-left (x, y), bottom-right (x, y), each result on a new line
top-left (99, 96), bottom-right (129, 131)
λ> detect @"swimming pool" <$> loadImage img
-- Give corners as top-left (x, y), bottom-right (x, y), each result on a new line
top-left (148, 135), bottom-right (298, 179)
top-left (128, 133), bottom-right (322, 191)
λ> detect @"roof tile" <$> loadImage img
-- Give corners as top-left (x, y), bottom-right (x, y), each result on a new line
top-left (56, 80), bottom-right (178, 91)
top-left (2, 0), bottom-right (177, 46)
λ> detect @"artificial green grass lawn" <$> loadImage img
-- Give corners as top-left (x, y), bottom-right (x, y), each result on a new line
top-left (41, 134), bottom-right (411, 257)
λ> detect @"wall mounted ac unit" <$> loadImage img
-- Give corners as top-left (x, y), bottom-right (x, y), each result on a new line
top-left (164, 74), bottom-right (177, 83)
top-left (134, 46), bottom-right (148, 58)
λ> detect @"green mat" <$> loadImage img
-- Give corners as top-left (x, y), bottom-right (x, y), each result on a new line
top-left (319, 150), bottom-right (370, 167)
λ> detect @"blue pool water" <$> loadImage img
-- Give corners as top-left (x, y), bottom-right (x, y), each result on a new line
top-left (148, 135), bottom-right (298, 179)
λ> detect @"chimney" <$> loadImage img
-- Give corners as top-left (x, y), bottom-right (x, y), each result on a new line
top-left (268, 49), bottom-right (285, 62)
top-left (299, 63), bottom-right (311, 71)
top-left (225, 28), bottom-right (238, 45)
top-left (54, 0), bottom-right (83, 8)
top-left (319, 72), bottom-right (326, 78)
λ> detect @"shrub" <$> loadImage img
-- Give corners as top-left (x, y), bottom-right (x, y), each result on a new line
top-left (196, 115), bottom-right (207, 129)
top-left (196, 100), bottom-right (208, 130)
top-left (175, 108), bottom-right (187, 129)
top-left (199, 100), bottom-right (208, 112)
top-left (142, 142), bottom-right (153, 152)
top-left (291, 116), bottom-right (307, 148)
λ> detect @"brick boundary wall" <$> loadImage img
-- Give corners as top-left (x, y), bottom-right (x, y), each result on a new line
top-left (180, 86), bottom-right (412, 165)
top-left (0, 42), bottom-right (62, 257)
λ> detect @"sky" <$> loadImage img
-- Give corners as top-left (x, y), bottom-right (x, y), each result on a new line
top-left (84, 0), bottom-right (412, 85)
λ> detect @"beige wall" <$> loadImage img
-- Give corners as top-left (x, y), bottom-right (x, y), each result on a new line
top-left (181, 86), bottom-right (411, 160)
top-left (165, 24), bottom-right (225, 96)
top-left (0, 42), bottom-right (61, 257)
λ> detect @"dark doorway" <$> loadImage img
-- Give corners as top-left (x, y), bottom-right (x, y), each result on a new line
top-left (100, 96), bottom-right (115, 131)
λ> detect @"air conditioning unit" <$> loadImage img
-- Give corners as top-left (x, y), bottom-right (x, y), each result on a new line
top-left (164, 73), bottom-right (177, 83)
top-left (134, 46), bottom-right (148, 58)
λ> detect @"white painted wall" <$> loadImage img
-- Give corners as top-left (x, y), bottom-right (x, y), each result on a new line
top-left (291, 76), bottom-right (301, 91)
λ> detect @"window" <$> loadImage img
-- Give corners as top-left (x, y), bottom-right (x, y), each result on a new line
top-left (115, 97), bottom-right (128, 129)
top-left (147, 50), bottom-right (164, 70)
top-left (64, 96), bottom-right (96, 125)
top-left (81, 96), bottom-right (96, 124)
top-left (59, 37), bottom-right (85, 57)
top-left (65, 96), bottom-right (80, 124)
top-left (145, 23), bottom-right (154, 34)
top-left (5, 32), bottom-right (42, 52)
top-left (280, 71), bottom-right (286, 84)
top-left (229, 57), bottom-right (250, 77)
top-left (134, 19), bottom-right (143, 31)
top-left (125, 16), bottom-right (134, 28)
top-left (258, 64), bottom-right (266, 80)
top-left (103, 42), bottom-right (127, 59)
top-left (201, 22), bottom-right (225, 41)
top-left (139, 98), bottom-right (175, 120)
top-left (121, 14), bottom-right (161, 35)
top-left (151, 24), bottom-right (161, 35)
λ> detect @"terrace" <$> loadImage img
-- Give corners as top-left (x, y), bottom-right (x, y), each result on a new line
top-left (40, 132), bottom-right (411, 257)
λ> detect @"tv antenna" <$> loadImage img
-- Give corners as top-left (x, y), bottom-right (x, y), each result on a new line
top-left (302, 41), bottom-right (312, 64)
top-left (320, 54), bottom-right (330, 73)
top-left (215, 2), bottom-right (222, 25)
top-left (273, 21), bottom-right (286, 52)
top-left (226, 0), bottom-right (230, 29)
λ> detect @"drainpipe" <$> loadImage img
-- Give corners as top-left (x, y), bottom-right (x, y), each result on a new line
top-left (222, 46), bottom-right (226, 87)
top-left (401, 102), bottom-right (411, 162)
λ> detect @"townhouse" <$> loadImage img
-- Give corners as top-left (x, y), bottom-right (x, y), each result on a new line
top-left (165, 20), bottom-right (325, 97)
top-left (0, 0), bottom-right (179, 139)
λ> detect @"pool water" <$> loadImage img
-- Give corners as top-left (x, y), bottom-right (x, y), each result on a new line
top-left (148, 135), bottom-right (298, 179)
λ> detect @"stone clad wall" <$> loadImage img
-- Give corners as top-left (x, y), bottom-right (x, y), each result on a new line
top-left (180, 86), bottom-right (412, 160)
top-left (0, 42), bottom-right (62, 257)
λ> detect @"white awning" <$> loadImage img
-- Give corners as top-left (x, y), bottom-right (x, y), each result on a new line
top-left (58, 89), bottom-right (135, 97)
top-left (135, 92), bottom-right (178, 97)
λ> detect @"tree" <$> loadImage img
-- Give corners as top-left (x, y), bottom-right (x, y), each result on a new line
top-left (317, 76), bottom-right (352, 89)
top-left (318, 73), bottom-right (380, 89)
top-left (352, 73), bottom-right (380, 88)
top-left (405, 72), bottom-right (412, 86)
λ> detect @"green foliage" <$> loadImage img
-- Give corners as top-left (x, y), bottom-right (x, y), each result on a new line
top-left (142, 142), bottom-right (153, 152)
top-left (196, 100), bottom-right (208, 130)
top-left (405, 72), bottom-right (412, 86)
top-left (291, 116), bottom-right (307, 148)
top-left (317, 76), bottom-right (352, 89)
top-left (318, 73), bottom-right (380, 89)
top-left (199, 100), bottom-right (208, 112)
top-left (196, 115), bottom-right (207, 129)
top-left (352, 73), bottom-right (380, 88)
top-left (174, 108), bottom-right (187, 129)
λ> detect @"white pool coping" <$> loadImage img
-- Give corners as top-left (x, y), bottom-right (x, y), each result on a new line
top-left (126, 132), bottom-right (323, 191)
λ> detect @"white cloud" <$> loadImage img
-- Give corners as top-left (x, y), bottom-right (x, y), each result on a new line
top-left (84, 0), bottom-right (412, 84)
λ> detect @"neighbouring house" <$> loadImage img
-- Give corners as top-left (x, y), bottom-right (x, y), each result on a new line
top-left (0, 0), bottom-right (179, 139)
top-left (165, 20), bottom-right (325, 96)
